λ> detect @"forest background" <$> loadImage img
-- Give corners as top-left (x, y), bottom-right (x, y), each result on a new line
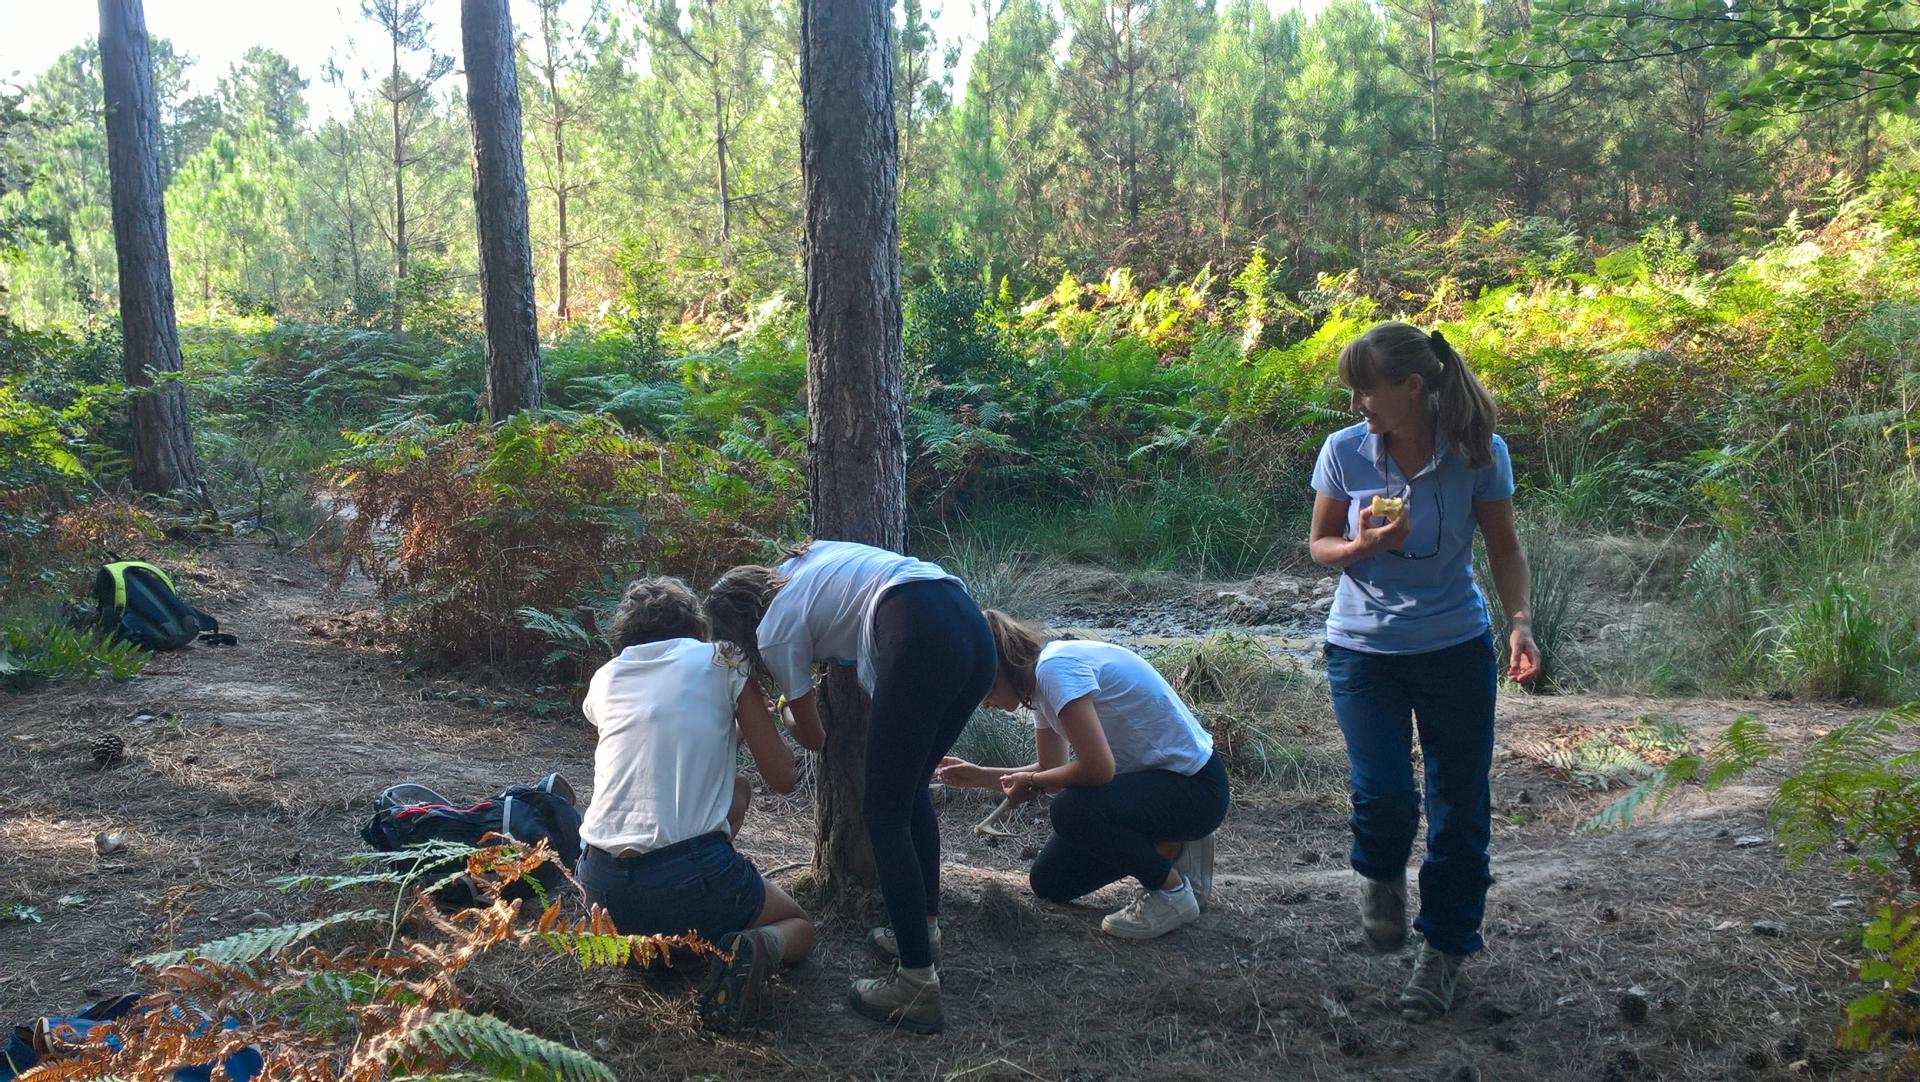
top-left (4, 0), bottom-right (1920, 705)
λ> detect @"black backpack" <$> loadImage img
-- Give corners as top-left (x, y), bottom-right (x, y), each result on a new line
top-left (92, 560), bottom-right (230, 650)
top-left (360, 774), bottom-right (583, 908)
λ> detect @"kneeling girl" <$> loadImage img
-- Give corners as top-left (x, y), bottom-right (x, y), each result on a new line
top-left (938, 612), bottom-right (1229, 939)
top-left (576, 577), bottom-right (813, 1033)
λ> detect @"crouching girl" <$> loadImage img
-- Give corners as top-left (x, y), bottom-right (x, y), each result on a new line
top-left (576, 577), bottom-right (814, 1033)
top-left (936, 612), bottom-right (1229, 939)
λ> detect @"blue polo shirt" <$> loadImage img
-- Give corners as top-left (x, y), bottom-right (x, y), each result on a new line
top-left (1310, 420), bottom-right (1515, 655)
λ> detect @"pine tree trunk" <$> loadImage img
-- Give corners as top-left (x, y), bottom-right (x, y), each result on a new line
top-left (462, 0), bottom-right (544, 420)
top-left (538, 16), bottom-right (572, 322)
top-left (390, 37), bottom-right (407, 335)
top-left (1426, 5), bottom-right (1446, 220)
top-left (800, 0), bottom-right (903, 905)
top-left (99, 0), bottom-right (202, 496)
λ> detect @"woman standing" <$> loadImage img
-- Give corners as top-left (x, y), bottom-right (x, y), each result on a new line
top-left (935, 612), bottom-right (1228, 938)
top-left (1308, 322), bottom-right (1540, 1020)
top-left (706, 540), bottom-right (995, 1036)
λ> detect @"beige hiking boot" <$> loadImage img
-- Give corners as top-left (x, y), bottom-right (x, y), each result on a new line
top-left (866, 920), bottom-right (941, 963)
top-left (848, 965), bottom-right (944, 1035)
top-left (1174, 832), bottom-right (1216, 906)
top-left (1359, 875), bottom-right (1409, 951)
top-left (1399, 942), bottom-right (1465, 1020)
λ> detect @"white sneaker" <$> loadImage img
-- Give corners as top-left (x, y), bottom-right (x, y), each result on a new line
top-left (1175, 833), bottom-right (1216, 906)
top-left (1100, 880), bottom-right (1201, 939)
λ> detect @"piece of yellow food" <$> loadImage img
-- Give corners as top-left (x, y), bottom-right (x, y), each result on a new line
top-left (1370, 495), bottom-right (1405, 518)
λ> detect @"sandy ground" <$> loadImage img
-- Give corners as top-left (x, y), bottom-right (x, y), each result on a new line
top-left (0, 541), bottom-right (1891, 1081)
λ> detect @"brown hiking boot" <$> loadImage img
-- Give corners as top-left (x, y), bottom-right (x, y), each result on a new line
top-left (1359, 875), bottom-right (1409, 951)
top-left (697, 927), bottom-right (779, 1033)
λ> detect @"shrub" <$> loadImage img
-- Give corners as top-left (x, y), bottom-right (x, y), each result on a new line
top-left (1150, 632), bottom-right (1336, 786)
top-left (323, 413), bottom-right (802, 675)
top-left (0, 618), bottom-right (149, 688)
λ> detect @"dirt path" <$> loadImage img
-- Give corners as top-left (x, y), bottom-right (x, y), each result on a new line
top-left (0, 542), bottom-right (1883, 1081)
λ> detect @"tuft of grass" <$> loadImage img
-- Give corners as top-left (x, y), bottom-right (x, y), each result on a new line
top-left (1149, 632), bottom-right (1338, 787)
top-left (911, 525), bottom-right (1062, 619)
top-left (1758, 573), bottom-right (1916, 705)
top-left (1476, 513), bottom-right (1588, 692)
top-left (948, 708), bottom-right (1035, 769)
top-left (921, 469), bottom-right (1299, 580)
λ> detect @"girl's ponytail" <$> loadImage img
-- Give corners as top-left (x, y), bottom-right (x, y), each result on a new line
top-left (1427, 330), bottom-right (1498, 470)
top-left (1337, 322), bottom-right (1498, 469)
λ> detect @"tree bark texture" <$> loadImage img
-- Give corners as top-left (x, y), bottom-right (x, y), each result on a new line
top-left (461, 0), bottom-right (545, 420)
top-left (99, 0), bottom-right (203, 496)
top-left (800, 0), bottom-right (903, 904)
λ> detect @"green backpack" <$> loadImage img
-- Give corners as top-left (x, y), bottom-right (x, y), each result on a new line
top-left (91, 560), bottom-right (231, 650)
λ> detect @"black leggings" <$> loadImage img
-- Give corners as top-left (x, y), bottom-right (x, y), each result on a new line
top-left (863, 578), bottom-right (996, 970)
top-left (1030, 751), bottom-right (1230, 902)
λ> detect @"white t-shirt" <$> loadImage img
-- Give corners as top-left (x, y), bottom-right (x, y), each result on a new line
top-left (579, 638), bottom-right (750, 854)
top-left (1031, 640), bottom-right (1215, 776)
top-left (755, 540), bottom-right (960, 699)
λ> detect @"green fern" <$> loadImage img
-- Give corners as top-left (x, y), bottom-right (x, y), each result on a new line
top-left (1771, 703), bottom-right (1920, 880)
top-left (539, 931), bottom-right (640, 970)
top-left (270, 869), bottom-right (418, 893)
top-left (139, 910), bottom-right (387, 969)
top-left (384, 1009), bottom-right (617, 1082)
top-left (1587, 713), bottom-right (1779, 830)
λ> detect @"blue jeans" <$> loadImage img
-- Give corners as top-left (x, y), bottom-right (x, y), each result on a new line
top-left (578, 831), bottom-right (765, 942)
top-left (1325, 631), bottom-right (1496, 956)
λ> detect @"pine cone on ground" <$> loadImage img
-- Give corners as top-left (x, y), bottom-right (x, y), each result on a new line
top-left (90, 734), bottom-right (125, 768)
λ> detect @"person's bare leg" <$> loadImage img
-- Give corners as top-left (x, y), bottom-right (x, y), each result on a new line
top-left (751, 881), bottom-right (814, 965)
top-left (1156, 841), bottom-right (1184, 862)
top-left (728, 773), bottom-right (751, 837)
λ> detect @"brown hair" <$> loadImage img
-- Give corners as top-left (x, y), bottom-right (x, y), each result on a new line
top-left (705, 564), bottom-right (787, 685)
top-left (605, 576), bottom-right (709, 650)
top-left (1336, 321), bottom-right (1499, 469)
top-left (984, 609), bottom-right (1049, 708)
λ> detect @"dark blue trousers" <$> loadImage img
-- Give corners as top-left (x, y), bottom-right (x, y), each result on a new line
top-left (1325, 631), bottom-right (1497, 956)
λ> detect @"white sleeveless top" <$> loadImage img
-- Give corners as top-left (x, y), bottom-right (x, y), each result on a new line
top-left (579, 638), bottom-right (750, 853)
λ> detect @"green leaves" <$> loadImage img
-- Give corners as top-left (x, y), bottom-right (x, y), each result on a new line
top-left (383, 1009), bottom-right (617, 1082)
top-left (0, 621), bottom-right (151, 690)
top-left (138, 909), bottom-right (388, 969)
top-left (1503, 0), bottom-right (1920, 126)
top-left (1586, 713), bottom-right (1779, 830)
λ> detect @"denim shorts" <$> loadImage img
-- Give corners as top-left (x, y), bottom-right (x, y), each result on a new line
top-left (578, 831), bottom-right (766, 941)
